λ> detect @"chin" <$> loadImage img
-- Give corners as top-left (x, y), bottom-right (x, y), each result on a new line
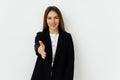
top-left (50, 27), bottom-right (58, 30)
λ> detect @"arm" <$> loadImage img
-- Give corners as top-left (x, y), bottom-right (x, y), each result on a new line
top-left (64, 33), bottom-right (74, 80)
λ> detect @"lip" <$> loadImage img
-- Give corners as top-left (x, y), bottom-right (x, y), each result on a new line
top-left (50, 24), bottom-right (57, 27)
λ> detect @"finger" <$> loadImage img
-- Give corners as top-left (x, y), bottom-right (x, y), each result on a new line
top-left (42, 52), bottom-right (46, 59)
top-left (41, 52), bottom-right (46, 57)
top-left (42, 54), bottom-right (46, 59)
top-left (43, 51), bottom-right (46, 55)
top-left (41, 55), bottom-right (44, 59)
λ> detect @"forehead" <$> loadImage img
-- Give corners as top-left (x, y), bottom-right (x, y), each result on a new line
top-left (47, 10), bottom-right (58, 17)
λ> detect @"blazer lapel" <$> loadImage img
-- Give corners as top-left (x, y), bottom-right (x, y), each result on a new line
top-left (53, 32), bottom-right (63, 65)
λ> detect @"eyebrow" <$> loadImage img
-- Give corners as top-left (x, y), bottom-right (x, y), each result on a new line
top-left (47, 16), bottom-right (59, 18)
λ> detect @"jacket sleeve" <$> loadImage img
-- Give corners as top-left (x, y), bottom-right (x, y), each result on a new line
top-left (34, 32), bottom-right (43, 57)
top-left (64, 33), bottom-right (74, 80)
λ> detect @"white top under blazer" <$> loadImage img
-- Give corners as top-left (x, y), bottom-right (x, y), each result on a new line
top-left (50, 33), bottom-right (59, 66)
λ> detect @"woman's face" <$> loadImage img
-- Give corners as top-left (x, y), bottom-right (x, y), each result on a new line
top-left (47, 10), bottom-right (59, 32)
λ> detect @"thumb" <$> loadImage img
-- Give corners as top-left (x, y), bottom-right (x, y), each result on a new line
top-left (39, 40), bottom-right (44, 47)
top-left (39, 40), bottom-right (42, 45)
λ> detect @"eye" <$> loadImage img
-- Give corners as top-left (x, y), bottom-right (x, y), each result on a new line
top-left (55, 16), bottom-right (59, 19)
top-left (47, 17), bottom-right (51, 20)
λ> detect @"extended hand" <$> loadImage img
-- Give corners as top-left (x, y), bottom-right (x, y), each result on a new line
top-left (38, 40), bottom-right (46, 59)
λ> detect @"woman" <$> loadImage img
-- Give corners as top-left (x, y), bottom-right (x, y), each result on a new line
top-left (31, 6), bottom-right (74, 80)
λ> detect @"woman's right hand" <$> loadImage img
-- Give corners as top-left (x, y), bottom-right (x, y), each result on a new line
top-left (38, 40), bottom-right (46, 59)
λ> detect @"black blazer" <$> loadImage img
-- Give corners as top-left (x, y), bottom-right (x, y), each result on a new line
top-left (31, 30), bottom-right (74, 80)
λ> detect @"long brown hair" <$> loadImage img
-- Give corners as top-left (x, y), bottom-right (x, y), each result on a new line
top-left (42, 6), bottom-right (65, 32)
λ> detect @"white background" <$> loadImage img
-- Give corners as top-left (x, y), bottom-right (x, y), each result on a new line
top-left (0, 0), bottom-right (120, 80)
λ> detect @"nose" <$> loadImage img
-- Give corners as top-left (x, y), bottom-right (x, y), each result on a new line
top-left (51, 18), bottom-right (55, 23)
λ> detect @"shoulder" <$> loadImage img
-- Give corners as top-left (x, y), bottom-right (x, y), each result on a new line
top-left (34, 32), bottom-right (46, 42)
top-left (36, 32), bottom-right (43, 35)
top-left (62, 32), bottom-right (74, 46)
top-left (36, 31), bottom-right (46, 37)
top-left (34, 32), bottom-right (44, 40)
top-left (61, 31), bottom-right (72, 39)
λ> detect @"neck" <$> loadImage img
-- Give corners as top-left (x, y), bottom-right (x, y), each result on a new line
top-left (49, 29), bottom-right (59, 34)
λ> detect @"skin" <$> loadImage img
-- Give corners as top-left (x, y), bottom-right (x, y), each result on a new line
top-left (38, 10), bottom-right (60, 59)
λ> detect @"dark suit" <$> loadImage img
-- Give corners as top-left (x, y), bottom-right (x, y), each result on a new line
top-left (31, 30), bottom-right (74, 80)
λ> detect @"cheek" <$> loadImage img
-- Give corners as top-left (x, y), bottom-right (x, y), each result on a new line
top-left (47, 20), bottom-right (50, 24)
top-left (56, 19), bottom-right (60, 24)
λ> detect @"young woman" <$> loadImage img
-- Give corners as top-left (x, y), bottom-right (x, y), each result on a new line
top-left (31, 6), bottom-right (74, 80)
